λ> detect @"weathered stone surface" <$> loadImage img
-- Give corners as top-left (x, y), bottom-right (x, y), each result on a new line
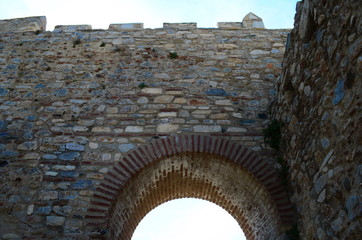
top-left (65, 143), bottom-right (85, 151)
top-left (0, 16), bottom-right (46, 33)
top-left (194, 125), bottom-right (221, 133)
top-left (154, 95), bottom-right (174, 103)
top-left (125, 126), bottom-right (144, 133)
top-left (215, 100), bottom-right (232, 105)
top-left (59, 152), bottom-right (80, 161)
top-left (242, 12), bottom-right (265, 29)
top-left (141, 88), bottom-right (162, 94)
top-left (39, 191), bottom-right (58, 200)
top-left (92, 127), bottom-right (112, 133)
top-left (1, 233), bottom-right (20, 239)
top-left (226, 127), bottom-right (247, 133)
top-left (205, 88), bottom-right (227, 96)
top-left (274, 1), bottom-right (361, 239)
top-left (158, 112), bottom-right (177, 118)
top-left (119, 144), bottom-right (136, 153)
top-left (26, 204), bottom-right (34, 215)
top-left (54, 25), bottom-right (91, 32)
top-left (157, 123), bottom-right (179, 133)
top-left (46, 216), bottom-right (65, 226)
top-left (109, 23), bottom-right (143, 30)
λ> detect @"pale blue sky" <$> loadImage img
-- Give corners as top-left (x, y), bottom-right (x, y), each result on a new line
top-left (0, 0), bottom-right (299, 30)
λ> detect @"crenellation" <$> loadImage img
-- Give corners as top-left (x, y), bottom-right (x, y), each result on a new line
top-left (108, 23), bottom-right (144, 31)
top-left (0, 12), bottom-right (269, 34)
top-left (54, 25), bottom-right (92, 32)
top-left (0, 16), bottom-right (46, 33)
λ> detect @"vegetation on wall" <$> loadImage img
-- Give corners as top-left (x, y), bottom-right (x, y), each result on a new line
top-left (263, 119), bottom-right (282, 150)
top-left (263, 120), bottom-right (300, 240)
top-left (72, 39), bottom-right (81, 48)
top-left (138, 82), bottom-right (148, 89)
top-left (169, 52), bottom-right (179, 59)
top-left (286, 224), bottom-right (300, 240)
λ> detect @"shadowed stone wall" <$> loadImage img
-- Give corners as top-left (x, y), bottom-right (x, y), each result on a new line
top-left (274, 0), bottom-right (361, 239)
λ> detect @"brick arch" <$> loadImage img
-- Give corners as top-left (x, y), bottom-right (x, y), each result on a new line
top-left (85, 135), bottom-right (295, 239)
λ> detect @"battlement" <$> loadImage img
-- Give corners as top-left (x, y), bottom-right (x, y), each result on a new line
top-left (0, 12), bottom-right (267, 33)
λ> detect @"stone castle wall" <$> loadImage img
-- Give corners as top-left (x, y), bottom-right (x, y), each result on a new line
top-left (274, 0), bottom-right (361, 239)
top-left (0, 14), bottom-right (290, 239)
top-left (1, 0), bottom-right (361, 239)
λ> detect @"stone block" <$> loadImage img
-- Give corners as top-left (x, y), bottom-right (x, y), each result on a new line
top-left (226, 127), bottom-right (247, 133)
top-left (242, 12), bottom-right (265, 29)
top-left (92, 127), bottom-right (112, 133)
top-left (154, 95), bottom-right (174, 103)
top-left (27, 204), bottom-right (34, 215)
top-left (250, 50), bottom-right (270, 55)
top-left (163, 22), bottom-right (197, 29)
top-left (119, 144), bottom-right (136, 153)
top-left (218, 22), bottom-right (243, 29)
top-left (0, 151), bottom-right (19, 159)
top-left (174, 98), bottom-right (187, 104)
top-left (141, 88), bottom-right (163, 94)
top-left (194, 125), bottom-right (221, 133)
top-left (59, 152), bottom-right (80, 161)
top-left (52, 165), bottom-right (76, 171)
top-left (1, 233), bottom-right (20, 239)
top-left (205, 88), bottom-right (227, 96)
top-left (0, 16), bottom-right (46, 33)
top-left (43, 154), bottom-right (57, 160)
top-left (158, 112), bottom-right (177, 118)
top-left (54, 25), bottom-right (91, 32)
top-left (109, 23), bottom-right (143, 31)
top-left (36, 206), bottom-right (52, 215)
top-left (46, 216), bottom-right (65, 226)
top-left (0, 88), bottom-right (8, 97)
top-left (125, 126), bottom-right (144, 133)
top-left (157, 123), bottom-right (179, 133)
top-left (71, 180), bottom-right (93, 190)
top-left (39, 191), bottom-right (58, 200)
top-left (17, 141), bottom-right (37, 151)
top-left (65, 143), bottom-right (85, 151)
top-left (215, 100), bottom-right (232, 105)
top-left (332, 79), bottom-right (344, 105)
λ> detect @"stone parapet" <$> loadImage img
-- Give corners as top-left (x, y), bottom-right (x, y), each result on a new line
top-left (54, 25), bottom-right (92, 32)
top-left (0, 12), bottom-right (267, 33)
top-left (0, 16), bottom-right (46, 33)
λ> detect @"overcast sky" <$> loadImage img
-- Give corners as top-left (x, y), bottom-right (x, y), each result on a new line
top-left (0, 0), bottom-right (299, 239)
top-left (0, 0), bottom-right (299, 30)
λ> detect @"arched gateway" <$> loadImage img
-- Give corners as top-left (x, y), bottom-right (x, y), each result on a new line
top-left (84, 135), bottom-right (295, 239)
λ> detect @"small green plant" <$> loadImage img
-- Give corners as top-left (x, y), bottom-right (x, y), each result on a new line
top-left (169, 52), bottom-right (179, 59)
top-left (73, 39), bottom-right (81, 48)
top-left (138, 82), bottom-right (148, 89)
top-left (286, 224), bottom-right (300, 240)
top-left (114, 47), bottom-right (122, 52)
top-left (263, 119), bottom-right (282, 150)
top-left (276, 157), bottom-right (289, 188)
top-left (99, 42), bottom-right (106, 47)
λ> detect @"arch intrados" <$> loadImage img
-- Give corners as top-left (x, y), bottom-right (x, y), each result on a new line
top-left (110, 153), bottom-right (278, 239)
top-left (85, 135), bottom-right (294, 239)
